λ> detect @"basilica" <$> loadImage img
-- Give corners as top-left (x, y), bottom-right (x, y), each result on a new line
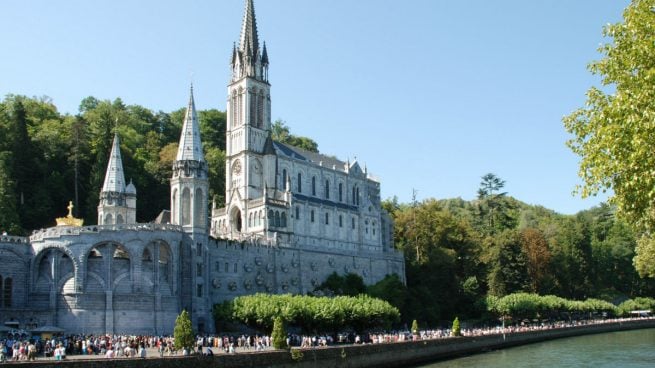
top-left (0, 0), bottom-right (405, 335)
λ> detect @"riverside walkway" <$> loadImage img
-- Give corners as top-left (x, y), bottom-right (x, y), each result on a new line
top-left (1, 316), bottom-right (654, 365)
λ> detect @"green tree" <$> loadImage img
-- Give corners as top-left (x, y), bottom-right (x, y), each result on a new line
top-left (367, 274), bottom-right (409, 313)
top-left (0, 151), bottom-right (21, 233)
top-left (271, 316), bottom-right (287, 349)
top-left (411, 319), bottom-right (419, 334)
top-left (520, 228), bottom-right (551, 293)
top-left (487, 230), bottom-right (529, 297)
top-left (451, 317), bottom-right (461, 337)
top-left (271, 120), bottom-right (319, 152)
top-left (476, 173), bottom-right (516, 234)
top-left (174, 310), bottom-right (194, 352)
top-left (562, 0), bottom-right (655, 276)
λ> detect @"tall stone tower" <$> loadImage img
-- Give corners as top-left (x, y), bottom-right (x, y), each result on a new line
top-left (97, 133), bottom-right (136, 225)
top-left (170, 85), bottom-right (209, 232)
top-left (223, 0), bottom-right (272, 235)
top-left (170, 85), bottom-right (210, 332)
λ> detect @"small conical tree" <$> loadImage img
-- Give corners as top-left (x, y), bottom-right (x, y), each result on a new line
top-left (271, 316), bottom-right (287, 349)
top-left (411, 319), bottom-right (419, 334)
top-left (174, 310), bottom-right (195, 352)
top-left (452, 317), bottom-right (461, 337)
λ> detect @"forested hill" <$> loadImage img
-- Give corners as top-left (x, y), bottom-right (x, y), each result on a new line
top-left (0, 94), bottom-right (317, 234)
top-left (383, 192), bottom-right (655, 324)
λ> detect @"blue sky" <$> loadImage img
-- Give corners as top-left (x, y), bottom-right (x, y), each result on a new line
top-left (1, 1), bottom-right (629, 214)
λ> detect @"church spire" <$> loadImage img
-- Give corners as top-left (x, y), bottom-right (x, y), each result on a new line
top-left (176, 84), bottom-right (205, 162)
top-left (232, 0), bottom-right (267, 82)
top-left (102, 133), bottom-right (126, 193)
top-left (239, 0), bottom-right (259, 58)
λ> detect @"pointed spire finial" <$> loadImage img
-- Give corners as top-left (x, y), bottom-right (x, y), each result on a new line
top-left (239, 0), bottom-right (259, 56)
top-left (176, 84), bottom-right (205, 162)
top-left (102, 133), bottom-right (127, 193)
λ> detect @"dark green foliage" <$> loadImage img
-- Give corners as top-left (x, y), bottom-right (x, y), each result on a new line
top-left (487, 230), bottom-right (530, 297)
top-left (271, 120), bottom-right (319, 153)
top-left (315, 272), bottom-right (366, 296)
top-left (174, 310), bottom-right (194, 351)
top-left (367, 274), bottom-right (408, 312)
top-left (271, 316), bottom-right (287, 349)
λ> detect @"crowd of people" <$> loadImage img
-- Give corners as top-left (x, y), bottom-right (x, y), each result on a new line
top-left (0, 315), bottom-right (652, 362)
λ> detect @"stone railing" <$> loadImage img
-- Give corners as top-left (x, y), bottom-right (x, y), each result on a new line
top-left (30, 223), bottom-right (183, 242)
top-left (0, 235), bottom-right (30, 244)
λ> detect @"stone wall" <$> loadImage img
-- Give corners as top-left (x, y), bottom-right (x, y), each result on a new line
top-left (207, 238), bottom-right (404, 304)
top-left (22, 319), bottom-right (655, 368)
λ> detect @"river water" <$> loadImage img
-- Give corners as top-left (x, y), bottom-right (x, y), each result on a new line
top-left (417, 328), bottom-right (655, 368)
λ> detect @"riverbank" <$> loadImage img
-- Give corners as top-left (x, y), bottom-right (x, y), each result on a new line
top-left (10, 318), bottom-right (655, 368)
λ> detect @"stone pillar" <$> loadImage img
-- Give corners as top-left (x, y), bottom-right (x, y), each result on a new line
top-left (105, 291), bottom-right (113, 334)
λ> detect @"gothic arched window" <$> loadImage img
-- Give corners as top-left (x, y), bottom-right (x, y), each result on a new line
top-left (297, 173), bottom-right (302, 193)
top-left (339, 183), bottom-right (343, 202)
top-left (257, 92), bottom-right (264, 127)
top-left (312, 177), bottom-right (316, 196)
top-left (281, 212), bottom-right (287, 227)
top-left (275, 211), bottom-right (280, 227)
top-left (325, 180), bottom-right (330, 199)
top-left (249, 90), bottom-right (256, 125)
top-left (182, 188), bottom-right (191, 225)
top-left (195, 188), bottom-right (204, 226)
top-left (282, 169), bottom-right (287, 190)
top-left (231, 91), bottom-right (238, 128)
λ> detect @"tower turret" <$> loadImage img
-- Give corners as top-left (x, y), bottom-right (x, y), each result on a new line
top-left (98, 133), bottom-right (136, 225)
top-left (171, 85), bottom-right (209, 232)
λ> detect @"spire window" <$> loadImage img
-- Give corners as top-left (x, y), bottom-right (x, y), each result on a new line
top-left (257, 93), bottom-right (264, 128)
top-left (249, 90), bottom-right (256, 126)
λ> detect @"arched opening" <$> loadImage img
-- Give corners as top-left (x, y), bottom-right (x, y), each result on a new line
top-left (157, 242), bottom-right (173, 294)
top-left (312, 177), bottom-right (316, 196)
top-left (105, 213), bottom-right (113, 225)
top-left (281, 212), bottom-right (287, 228)
top-left (116, 214), bottom-right (124, 224)
top-left (339, 183), bottom-right (343, 202)
top-left (195, 188), bottom-right (204, 227)
top-left (274, 211), bottom-right (280, 227)
top-left (182, 188), bottom-right (191, 225)
top-left (142, 248), bottom-right (152, 262)
top-left (172, 189), bottom-right (177, 220)
top-left (232, 208), bottom-right (242, 232)
top-left (297, 173), bottom-right (302, 193)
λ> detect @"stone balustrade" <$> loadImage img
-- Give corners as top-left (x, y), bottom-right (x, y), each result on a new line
top-left (0, 235), bottom-right (30, 243)
top-left (29, 223), bottom-right (183, 242)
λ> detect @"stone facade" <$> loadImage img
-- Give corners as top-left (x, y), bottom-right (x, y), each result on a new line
top-left (0, 0), bottom-right (405, 335)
